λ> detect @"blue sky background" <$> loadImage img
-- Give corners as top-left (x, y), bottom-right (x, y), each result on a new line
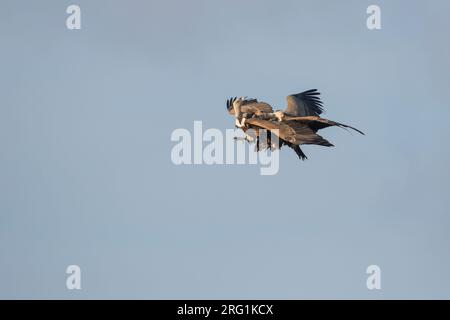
top-left (1, 0), bottom-right (449, 298)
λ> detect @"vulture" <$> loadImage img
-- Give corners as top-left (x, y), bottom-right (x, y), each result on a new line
top-left (226, 89), bottom-right (364, 160)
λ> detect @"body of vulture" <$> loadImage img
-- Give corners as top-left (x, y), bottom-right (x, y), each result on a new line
top-left (226, 89), bottom-right (364, 160)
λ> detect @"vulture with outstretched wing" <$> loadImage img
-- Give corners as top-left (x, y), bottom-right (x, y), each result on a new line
top-left (226, 89), bottom-right (364, 160)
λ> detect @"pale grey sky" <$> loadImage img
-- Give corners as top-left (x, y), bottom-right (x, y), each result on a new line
top-left (1, 0), bottom-right (449, 298)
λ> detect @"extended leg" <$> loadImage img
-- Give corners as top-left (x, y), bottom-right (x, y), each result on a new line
top-left (256, 128), bottom-right (260, 151)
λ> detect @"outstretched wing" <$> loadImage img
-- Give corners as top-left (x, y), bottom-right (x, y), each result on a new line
top-left (283, 116), bottom-right (365, 135)
top-left (226, 97), bottom-right (273, 116)
top-left (285, 89), bottom-right (324, 116)
top-left (245, 118), bottom-right (333, 146)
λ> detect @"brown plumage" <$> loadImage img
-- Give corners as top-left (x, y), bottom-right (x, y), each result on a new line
top-left (226, 89), bottom-right (364, 160)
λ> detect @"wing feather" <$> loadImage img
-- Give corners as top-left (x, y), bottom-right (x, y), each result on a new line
top-left (285, 89), bottom-right (325, 116)
top-left (245, 118), bottom-right (333, 146)
top-left (283, 116), bottom-right (365, 135)
top-left (227, 98), bottom-right (273, 115)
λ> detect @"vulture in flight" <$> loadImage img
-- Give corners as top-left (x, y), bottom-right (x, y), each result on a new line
top-left (226, 89), bottom-right (364, 160)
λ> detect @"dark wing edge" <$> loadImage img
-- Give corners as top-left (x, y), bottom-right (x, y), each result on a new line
top-left (285, 116), bottom-right (365, 135)
top-left (226, 97), bottom-right (237, 114)
top-left (329, 121), bottom-right (365, 135)
top-left (285, 89), bottom-right (324, 117)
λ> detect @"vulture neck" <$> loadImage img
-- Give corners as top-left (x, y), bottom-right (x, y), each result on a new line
top-left (233, 105), bottom-right (245, 128)
top-left (233, 105), bottom-right (241, 119)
